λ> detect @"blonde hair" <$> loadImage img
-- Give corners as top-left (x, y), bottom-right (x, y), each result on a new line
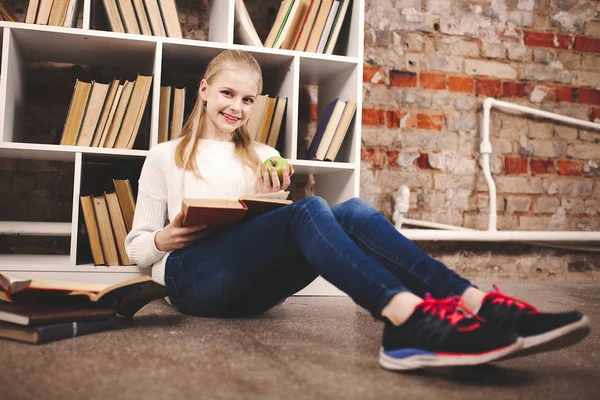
top-left (174, 49), bottom-right (263, 178)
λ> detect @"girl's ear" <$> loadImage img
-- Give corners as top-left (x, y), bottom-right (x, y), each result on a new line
top-left (199, 79), bottom-right (208, 102)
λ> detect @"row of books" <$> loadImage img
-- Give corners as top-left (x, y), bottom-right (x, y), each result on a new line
top-left (102, 0), bottom-right (182, 38)
top-left (236, 0), bottom-right (350, 54)
top-left (59, 74), bottom-right (152, 149)
top-left (24, 0), bottom-right (80, 27)
top-left (158, 85), bottom-right (186, 143)
top-left (80, 178), bottom-right (136, 266)
top-left (0, 274), bottom-right (167, 344)
top-left (0, 1), bottom-right (16, 21)
top-left (306, 97), bottom-right (357, 161)
top-left (247, 95), bottom-right (287, 147)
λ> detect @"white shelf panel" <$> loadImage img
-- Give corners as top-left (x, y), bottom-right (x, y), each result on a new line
top-left (300, 57), bottom-right (360, 86)
top-left (0, 142), bottom-right (148, 160)
top-left (290, 159), bottom-right (357, 175)
top-left (0, 254), bottom-right (72, 267)
top-left (0, 221), bottom-right (71, 236)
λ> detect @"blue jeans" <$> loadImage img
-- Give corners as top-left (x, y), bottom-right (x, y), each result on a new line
top-left (164, 197), bottom-right (472, 319)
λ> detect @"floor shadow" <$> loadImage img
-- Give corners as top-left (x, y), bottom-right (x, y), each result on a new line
top-left (115, 314), bottom-right (186, 329)
top-left (401, 364), bottom-right (541, 387)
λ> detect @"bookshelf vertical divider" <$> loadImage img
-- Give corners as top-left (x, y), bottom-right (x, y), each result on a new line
top-left (0, 1), bottom-right (365, 295)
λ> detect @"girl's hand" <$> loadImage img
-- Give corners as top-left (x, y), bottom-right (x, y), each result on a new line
top-left (155, 211), bottom-right (209, 252)
top-left (255, 162), bottom-right (294, 193)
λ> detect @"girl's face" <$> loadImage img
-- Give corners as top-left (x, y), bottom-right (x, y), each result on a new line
top-left (199, 68), bottom-right (259, 139)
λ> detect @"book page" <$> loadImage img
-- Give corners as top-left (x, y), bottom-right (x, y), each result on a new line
top-left (241, 191), bottom-right (291, 201)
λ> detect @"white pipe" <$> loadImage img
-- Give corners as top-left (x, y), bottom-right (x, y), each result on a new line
top-left (401, 218), bottom-right (475, 231)
top-left (401, 230), bottom-right (600, 242)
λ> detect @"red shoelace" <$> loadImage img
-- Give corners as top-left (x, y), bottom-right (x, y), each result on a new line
top-left (486, 284), bottom-right (539, 314)
top-left (420, 294), bottom-right (484, 326)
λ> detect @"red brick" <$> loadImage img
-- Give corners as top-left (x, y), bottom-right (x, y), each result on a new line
top-left (416, 153), bottom-right (431, 169)
top-left (557, 159), bottom-right (583, 176)
top-left (362, 108), bottom-right (385, 126)
top-left (523, 31), bottom-right (571, 49)
top-left (591, 108), bottom-right (600, 122)
top-left (555, 86), bottom-right (575, 102)
top-left (476, 79), bottom-right (502, 97)
top-left (505, 157), bottom-right (528, 174)
top-left (420, 73), bottom-right (446, 90)
top-left (577, 89), bottom-right (600, 106)
top-left (502, 82), bottom-right (526, 98)
top-left (574, 36), bottom-right (600, 53)
top-left (361, 147), bottom-right (373, 161)
top-left (389, 70), bottom-right (417, 87)
top-left (389, 111), bottom-right (418, 128)
top-left (309, 103), bottom-right (318, 122)
top-left (530, 159), bottom-right (555, 175)
top-left (368, 147), bottom-right (388, 168)
top-left (387, 150), bottom-right (400, 167)
top-left (448, 76), bottom-right (474, 93)
top-left (363, 65), bottom-right (383, 84)
top-left (417, 114), bottom-right (444, 131)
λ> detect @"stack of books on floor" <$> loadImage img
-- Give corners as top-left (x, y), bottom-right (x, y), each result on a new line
top-left (25, 0), bottom-right (81, 27)
top-left (246, 95), bottom-right (287, 147)
top-left (80, 178), bottom-right (136, 266)
top-left (158, 85), bottom-right (186, 143)
top-left (101, 0), bottom-right (182, 38)
top-left (236, 0), bottom-right (351, 54)
top-left (306, 97), bottom-right (356, 161)
top-left (0, 274), bottom-right (168, 344)
top-left (59, 74), bottom-right (153, 149)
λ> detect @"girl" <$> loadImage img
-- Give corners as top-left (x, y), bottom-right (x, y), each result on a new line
top-left (125, 49), bottom-right (589, 371)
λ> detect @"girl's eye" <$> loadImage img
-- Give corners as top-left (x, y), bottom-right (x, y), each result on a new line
top-left (222, 90), bottom-right (232, 97)
top-left (244, 98), bottom-right (254, 104)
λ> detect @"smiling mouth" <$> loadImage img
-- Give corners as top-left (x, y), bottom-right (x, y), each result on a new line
top-left (220, 112), bottom-right (241, 123)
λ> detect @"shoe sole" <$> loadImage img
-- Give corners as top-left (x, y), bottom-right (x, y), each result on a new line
top-left (378, 338), bottom-right (523, 371)
top-left (499, 315), bottom-right (591, 360)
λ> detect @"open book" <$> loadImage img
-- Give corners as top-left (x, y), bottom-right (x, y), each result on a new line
top-left (182, 191), bottom-right (292, 231)
top-left (0, 275), bottom-right (168, 319)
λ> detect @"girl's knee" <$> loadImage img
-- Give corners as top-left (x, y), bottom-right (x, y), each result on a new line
top-left (333, 197), bottom-right (378, 217)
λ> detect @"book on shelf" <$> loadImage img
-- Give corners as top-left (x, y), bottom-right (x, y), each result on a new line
top-left (264, 0), bottom-right (296, 48)
top-left (182, 191), bottom-right (292, 232)
top-left (48, 0), bottom-right (70, 27)
top-left (25, 0), bottom-right (40, 24)
top-left (113, 178), bottom-right (136, 231)
top-left (305, 97), bottom-right (339, 160)
top-left (91, 79), bottom-right (121, 147)
top-left (304, 0), bottom-right (333, 53)
top-left (102, 0), bottom-right (125, 33)
top-left (170, 86), bottom-right (186, 140)
top-left (60, 79), bottom-right (92, 146)
top-left (0, 301), bottom-right (116, 326)
top-left (113, 74), bottom-right (153, 149)
top-left (313, 98), bottom-right (345, 160)
top-left (131, 0), bottom-right (152, 35)
top-left (324, 100), bottom-right (356, 161)
top-left (92, 195), bottom-right (120, 266)
top-left (0, 0), bottom-right (17, 22)
top-left (103, 79), bottom-right (134, 148)
top-left (234, 0), bottom-right (263, 47)
top-left (62, 0), bottom-right (81, 28)
top-left (35, 0), bottom-right (54, 25)
top-left (293, 0), bottom-right (321, 51)
top-left (0, 318), bottom-right (116, 344)
top-left (281, 0), bottom-right (310, 50)
top-left (158, 0), bottom-right (182, 39)
top-left (273, 0), bottom-right (301, 49)
top-left (0, 274), bottom-right (169, 319)
top-left (80, 195), bottom-right (105, 265)
top-left (316, 0), bottom-right (340, 54)
top-left (75, 81), bottom-right (110, 146)
top-left (116, 0), bottom-right (141, 34)
top-left (324, 0), bottom-right (350, 55)
top-left (144, 0), bottom-right (166, 36)
top-left (104, 191), bottom-right (133, 266)
top-left (158, 85), bottom-right (172, 143)
top-left (255, 97), bottom-right (277, 144)
top-left (246, 94), bottom-right (268, 140)
top-left (267, 97), bottom-right (287, 148)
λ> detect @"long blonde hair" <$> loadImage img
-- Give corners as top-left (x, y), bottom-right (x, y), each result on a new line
top-left (174, 49), bottom-right (262, 177)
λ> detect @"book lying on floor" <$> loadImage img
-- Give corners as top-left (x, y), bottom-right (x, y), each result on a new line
top-left (0, 318), bottom-right (116, 345)
top-left (182, 191), bottom-right (292, 230)
top-left (0, 302), bottom-right (116, 326)
top-left (0, 275), bottom-right (168, 319)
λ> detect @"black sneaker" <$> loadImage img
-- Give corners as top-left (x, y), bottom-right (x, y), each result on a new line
top-left (478, 285), bottom-right (591, 358)
top-left (379, 296), bottom-right (522, 371)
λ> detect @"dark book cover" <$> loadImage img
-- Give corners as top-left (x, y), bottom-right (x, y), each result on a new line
top-left (95, 280), bottom-right (168, 319)
top-left (306, 97), bottom-right (339, 160)
top-left (0, 318), bottom-right (116, 344)
top-left (0, 302), bottom-right (116, 326)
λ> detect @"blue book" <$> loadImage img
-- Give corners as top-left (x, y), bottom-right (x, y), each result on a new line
top-left (306, 98), bottom-right (339, 160)
top-left (0, 318), bottom-right (116, 344)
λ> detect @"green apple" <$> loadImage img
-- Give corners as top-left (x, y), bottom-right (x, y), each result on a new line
top-left (261, 156), bottom-right (290, 184)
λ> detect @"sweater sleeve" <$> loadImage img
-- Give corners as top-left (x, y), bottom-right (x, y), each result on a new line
top-left (125, 147), bottom-right (169, 268)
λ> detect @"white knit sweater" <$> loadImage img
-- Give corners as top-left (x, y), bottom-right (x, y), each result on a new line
top-left (125, 138), bottom-right (280, 285)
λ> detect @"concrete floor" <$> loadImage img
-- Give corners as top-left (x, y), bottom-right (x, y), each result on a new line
top-left (1, 281), bottom-right (599, 400)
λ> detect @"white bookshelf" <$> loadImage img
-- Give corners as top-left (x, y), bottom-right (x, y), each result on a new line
top-left (0, 0), bottom-right (364, 296)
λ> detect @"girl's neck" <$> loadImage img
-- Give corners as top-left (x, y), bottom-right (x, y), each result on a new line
top-left (201, 118), bottom-right (234, 142)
